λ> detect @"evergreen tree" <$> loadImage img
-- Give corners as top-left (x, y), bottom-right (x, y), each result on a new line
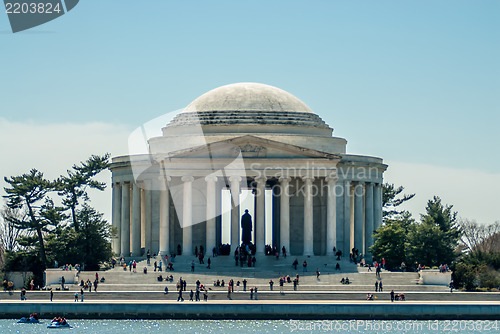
top-left (382, 183), bottom-right (415, 221)
top-left (45, 205), bottom-right (112, 271)
top-left (56, 154), bottom-right (110, 231)
top-left (407, 196), bottom-right (461, 267)
top-left (371, 211), bottom-right (415, 270)
top-left (3, 169), bottom-right (63, 269)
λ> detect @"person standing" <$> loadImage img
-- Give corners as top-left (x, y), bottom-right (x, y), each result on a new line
top-left (250, 288), bottom-right (254, 300)
top-left (279, 278), bottom-right (284, 294)
top-left (147, 249), bottom-right (151, 265)
top-left (379, 281), bottom-right (383, 292)
top-left (50, 288), bottom-right (53, 302)
top-left (189, 290), bottom-right (194, 301)
top-left (316, 268), bottom-right (320, 279)
top-left (207, 257), bottom-right (211, 269)
top-left (61, 276), bottom-right (65, 290)
top-left (195, 288), bottom-right (200, 301)
top-left (203, 289), bottom-right (208, 301)
top-left (254, 287), bottom-right (258, 300)
top-left (74, 292), bottom-right (78, 302)
top-left (269, 279), bottom-right (274, 291)
top-left (375, 281), bottom-right (378, 292)
top-left (20, 288), bottom-right (27, 301)
top-left (390, 290), bottom-right (395, 302)
top-left (80, 288), bottom-right (84, 302)
top-left (227, 285), bottom-right (231, 300)
top-left (191, 260), bottom-right (195, 272)
top-left (177, 286), bottom-right (184, 302)
top-left (154, 261), bottom-right (157, 272)
top-left (243, 279), bottom-right (247, 292)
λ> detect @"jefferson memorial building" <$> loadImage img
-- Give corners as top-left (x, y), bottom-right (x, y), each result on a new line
top-left (110, 83), bottom-right (387, 260)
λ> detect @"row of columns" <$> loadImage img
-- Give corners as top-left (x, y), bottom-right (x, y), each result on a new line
top-left (342, 181), bottom-right (383, 259)
top-left (112, 177), bottom-right (383, 258)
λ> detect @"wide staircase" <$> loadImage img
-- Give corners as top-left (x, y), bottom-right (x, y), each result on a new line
top-left (72, 254), bottom-right (450, 294)
top-left (8, 254), bottom-right (496, 302)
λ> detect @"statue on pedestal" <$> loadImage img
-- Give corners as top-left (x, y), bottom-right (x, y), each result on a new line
top-left (241, 209), bottom-right (252, 245)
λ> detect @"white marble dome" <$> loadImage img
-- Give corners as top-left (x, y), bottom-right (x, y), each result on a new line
top-left (167, 82), bottom-right (332, 136)
top-left (183, 82), bottom-right (314, 114)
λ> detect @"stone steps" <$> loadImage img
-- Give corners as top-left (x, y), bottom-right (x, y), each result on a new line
top-left (4, 291), bottom-right (497, 302)
top-left (49, 284), bottom-right (449, 292)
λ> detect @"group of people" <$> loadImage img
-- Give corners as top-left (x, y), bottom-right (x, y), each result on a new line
top-left (390, 290), bottom-right (406, 301)
top-left (269, 274), bottom-right (300, 292)
top-left (264, 245), bottom-right (287, 259)
top-left (157, 274), bottom-right (174, 282)
top-left (176, 277), bottom-right (208, 302)
top-left (340, 277), bottom-right (350, 285)
top-left (59, 263), bottom-right (80, 272)
top-left (439, 264), bottom-right (450, 273)
top-left (80, 275), bottom-right (100, 292)
top-left (2, 279), bottom-right (14, 293)
top-left (74, 288), bottom-right (85, 302)
top-left (51, 317), bottom-right (68, 325)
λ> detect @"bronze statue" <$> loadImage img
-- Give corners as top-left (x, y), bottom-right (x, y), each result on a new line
top-left (241, 209), bottom-right (252, 245)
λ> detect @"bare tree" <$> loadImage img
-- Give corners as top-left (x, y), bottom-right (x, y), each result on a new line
top-left (458, 218), bottom-right (500, 253)
top-left (0, 204), bottom-right (26, 252)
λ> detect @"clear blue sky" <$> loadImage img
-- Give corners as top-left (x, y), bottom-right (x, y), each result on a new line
top-left (0, 1), bottom-right (499, 222)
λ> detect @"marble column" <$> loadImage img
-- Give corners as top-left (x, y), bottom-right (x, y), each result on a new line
top-left (159, 176), bottom-right (171, 255)
top-left (131, 183), bottom-right (142, 257)
top-left (303, 176), bottom-right (314, 256)
top-left (182, 176), bottom-right (194, 256)
top-left (354, 182), bottom-right (364, 254)
top-left (255, 176), bottom-right (267, 254)
top-left (364, 182), bottom-right (374, 262)
top-left (120, 182), bottom-right (131, 257)
top-left (326, 176), bottom-right (338, 256)
top-left (215, 181), bottom-right (222, 248)
top-left (112, 182), bottom-right (121, 255)
top-left (140, 188), bottom-right (146, 250)
top-left (279, 177), bottom-right (291, 255)
top-left (374, 183), bottom-right (383, 231)
top-left (229, 176), bottom-right (241, 251)
top-left (343, 180), bottom-right (351, 255)
top-left (143, 180), bottom-right (152, 253)
top-left (205, 175), bottom-right (217, 256)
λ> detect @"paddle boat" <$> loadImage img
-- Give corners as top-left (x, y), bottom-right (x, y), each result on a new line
top-left (18, 313), bottom-right (40, 324)
top-left (47, 319), bottom-right (71, 329)
top-left (17, 317), bottom-right (40, 324)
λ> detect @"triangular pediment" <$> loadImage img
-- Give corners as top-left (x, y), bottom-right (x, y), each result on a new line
top-left (163, 135), bottom-right (340, 160)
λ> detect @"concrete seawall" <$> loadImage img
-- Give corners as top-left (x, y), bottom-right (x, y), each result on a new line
top-left (0, 301), bottom-right (498, 320)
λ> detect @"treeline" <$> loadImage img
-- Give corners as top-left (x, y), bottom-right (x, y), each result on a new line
top-left (372, 184), bottom-right (500, 291)
top-left (0, 154), bottom-right (112, 287)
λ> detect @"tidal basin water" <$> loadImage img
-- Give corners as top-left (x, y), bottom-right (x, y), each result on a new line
top-left (2, 319), bottom-right (499, 333)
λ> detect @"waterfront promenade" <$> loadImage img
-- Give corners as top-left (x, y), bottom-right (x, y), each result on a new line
top-left (0, 300), bottom-right (499, 320)
top-left (2, 255), bottom-right (498, 320)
